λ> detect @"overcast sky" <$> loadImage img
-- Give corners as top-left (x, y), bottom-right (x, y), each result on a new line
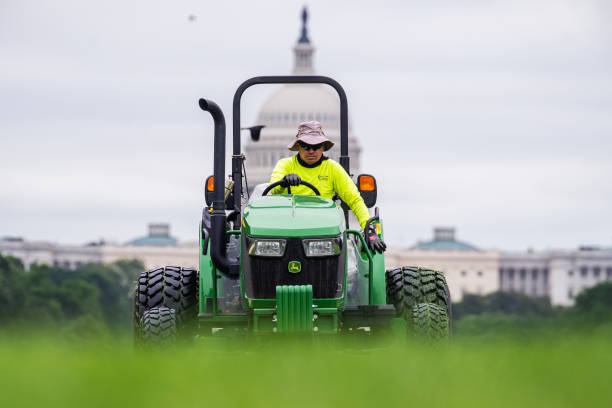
top-left (1, 0), bottom-right (611, 250)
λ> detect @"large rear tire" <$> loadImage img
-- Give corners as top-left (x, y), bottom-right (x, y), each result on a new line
top-left (412, 303), bottom-right (450, 342)
top-left (140, 306), bottom-right (177, 347)
top-left (133, 266), bottom-right (198, 342)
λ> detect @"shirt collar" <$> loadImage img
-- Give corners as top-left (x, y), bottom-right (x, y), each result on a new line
top-left (296, 154), bottom-right (328, 168)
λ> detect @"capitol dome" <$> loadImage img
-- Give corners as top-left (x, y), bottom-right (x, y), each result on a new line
top-left (243, 7), bottom-right (362, 190)
top-left (259, 85), bottom-right (341, 118)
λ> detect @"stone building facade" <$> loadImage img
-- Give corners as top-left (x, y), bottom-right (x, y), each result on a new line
top-left (386, 228), bottom-right (500, 302)
top-left (0, 224), bottom-right (197, 271)
top-left (386, 227), bottom-right (612, 306)
top-left (500, 248), bottom-right (612, 306)
top-left (499, 251), bottom-right (550, 299)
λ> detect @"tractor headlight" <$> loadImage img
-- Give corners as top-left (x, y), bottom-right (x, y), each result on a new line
top-left (302, 238), bottom-right (342, 257)
top-left (248, 239), bottom-right (287, 257)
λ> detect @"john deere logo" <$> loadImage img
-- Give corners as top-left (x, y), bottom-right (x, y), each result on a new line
top-left (288, 261), bottom-right (301, 274)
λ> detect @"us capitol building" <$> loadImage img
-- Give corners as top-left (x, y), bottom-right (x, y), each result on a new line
top-left (2, 9), bottom-right (612, 308)
top-left (243, 7), bottom-right (362, 189)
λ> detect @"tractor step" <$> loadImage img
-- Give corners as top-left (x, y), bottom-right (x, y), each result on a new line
top-left (341, 304), bottom-right (396, 328)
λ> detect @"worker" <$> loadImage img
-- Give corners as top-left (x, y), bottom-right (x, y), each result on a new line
top-left (269, 121), bottom-right (386, 253)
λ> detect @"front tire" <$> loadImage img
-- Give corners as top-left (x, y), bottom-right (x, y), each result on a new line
top-left (140, 307), bottom-right (177, 347)
top-left (133, 266), bottom-right (198, 342)
top-left (412, 303), bottom-right (450, 342)
top-left (385, 266), bottom-right (451, 319)
top-left (385, 266), bottom-right (452, 338)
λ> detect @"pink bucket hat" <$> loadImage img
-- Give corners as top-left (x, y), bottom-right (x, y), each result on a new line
top-left (287, 120), bottom-right (334, 151)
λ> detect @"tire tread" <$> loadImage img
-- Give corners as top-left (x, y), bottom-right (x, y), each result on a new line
top-left (140, 306), bottom-right (176, 347)
top-left (412, 303), bottom-right (449, 342)
top-left (133, 266), bottom-right (198, 340)
top-left (385, 266), bottom-right (451, 319)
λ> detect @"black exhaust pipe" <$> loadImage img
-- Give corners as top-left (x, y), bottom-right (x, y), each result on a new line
top-left (198, 98), bottom-right (239, 278)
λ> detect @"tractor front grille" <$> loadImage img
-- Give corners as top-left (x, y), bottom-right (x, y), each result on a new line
top-left (243, 236), bottom-right (345, 299)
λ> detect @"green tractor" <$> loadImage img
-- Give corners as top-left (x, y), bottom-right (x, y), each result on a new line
top-left (133, 76), bottom-right (451, 345)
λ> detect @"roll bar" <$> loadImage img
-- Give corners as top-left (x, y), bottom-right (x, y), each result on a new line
top-left (231, 76), bottom-right (349, 214)
top-left (199, 75), bottom-right (350, 276)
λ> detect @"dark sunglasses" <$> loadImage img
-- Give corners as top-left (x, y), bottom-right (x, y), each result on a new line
top-left (298, 141), bottom-right (324, 151)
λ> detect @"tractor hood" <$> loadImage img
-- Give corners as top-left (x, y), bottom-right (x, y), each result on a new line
top-left (243, 195), bottom-right (345, 237)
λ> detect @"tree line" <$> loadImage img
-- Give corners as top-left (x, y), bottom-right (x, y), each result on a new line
top-left (452, 282), bottom-right (612, 337)
top-left (0, 253), bottom-right (142, 338)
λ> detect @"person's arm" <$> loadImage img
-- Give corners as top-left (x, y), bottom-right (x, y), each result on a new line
top-left (269, 158), bottom-right (292, 194)
top-left (331, 163), bottom-right (370, 229)
top-left (331, 163), bottom-right (386, 253)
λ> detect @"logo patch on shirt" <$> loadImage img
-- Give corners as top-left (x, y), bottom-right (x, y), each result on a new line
top-left (318, 175), bottom-right (329, 182)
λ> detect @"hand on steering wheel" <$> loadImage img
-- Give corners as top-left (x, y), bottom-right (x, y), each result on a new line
top-left (281, 173), bottom-right (301, 187)
top-left (262, 177), bottom-right (321, 196)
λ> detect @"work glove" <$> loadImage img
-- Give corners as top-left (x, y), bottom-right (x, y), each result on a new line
top-left (365, 224), bottom-right (387, 254)
top-left (281, 173), bottom-right (301, 187)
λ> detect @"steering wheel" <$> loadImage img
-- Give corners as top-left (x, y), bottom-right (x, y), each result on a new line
top-left (262, 179), bottom-right (321, 196)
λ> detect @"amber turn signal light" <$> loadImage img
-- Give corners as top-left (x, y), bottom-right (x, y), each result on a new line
top-left (358, 175), bottom-right (375, 191)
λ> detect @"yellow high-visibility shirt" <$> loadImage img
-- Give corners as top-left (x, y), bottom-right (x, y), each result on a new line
top-left (269, 155), bottom-right (370, 229)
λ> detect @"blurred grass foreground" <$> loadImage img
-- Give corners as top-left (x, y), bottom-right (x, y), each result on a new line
top-left (0, 334), bottom-right (611, 408)
top-left (2, 253), bottom-right (612, 407)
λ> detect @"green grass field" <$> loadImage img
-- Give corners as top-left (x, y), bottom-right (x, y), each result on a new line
top-left (1, 332), bottom-right (611, 408)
